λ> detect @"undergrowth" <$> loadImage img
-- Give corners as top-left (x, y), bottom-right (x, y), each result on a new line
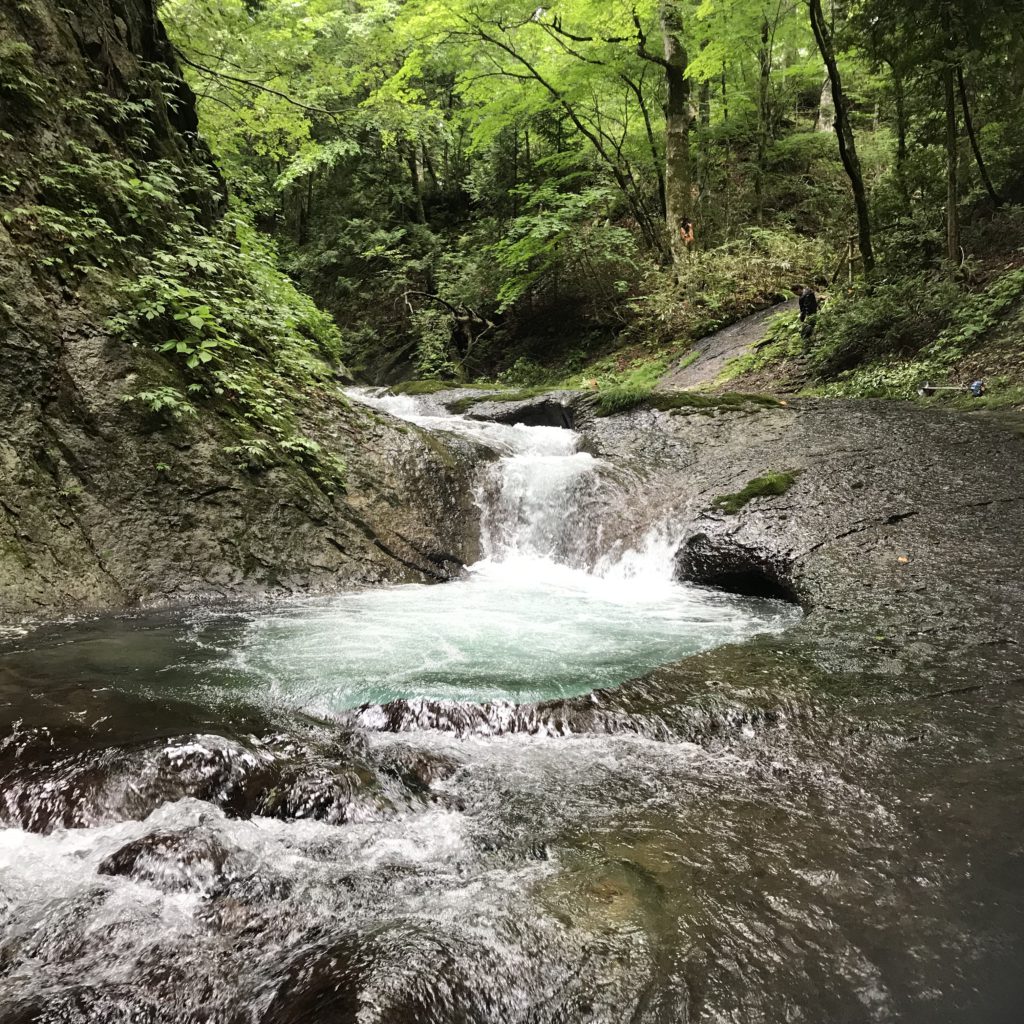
top-left (811, 266), bottom-right (1024, 399)
top-left (2, 83), bottom-right (349, 492)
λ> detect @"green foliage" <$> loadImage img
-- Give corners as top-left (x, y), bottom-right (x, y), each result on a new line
top-left (712, 471), bottom-right (802, 515)
top-left (811, 273), bottom-right (964, 377)
top-left (14, 0), bottom-right (1024, 412)
top-left (410, 308), bottom-right (458, 380)
top-left (223, 434), bottom-right (347, 491)
top-left (655, 391), bottom-right (783, 413)
top-left (0, 69), bottom-right (348, 493)
top-left (497, 358), bottom-right (554, 387)
top-left (121, 386), bottom-right (198, 421)
top-left (809, 266), bottom-right (1024, 398)
top-left (490, 185), bottom-right (641, 316)
top-left (593, 381), bottom-right (657, 416)
top-left (928, 268), bottom-right (1024, 362)
top-left (0, 40), bottom-right (46, 116)
top-left (157, 0), bottom-right (1024, 389)
top-left (626, 230), bottom-right (828, 356)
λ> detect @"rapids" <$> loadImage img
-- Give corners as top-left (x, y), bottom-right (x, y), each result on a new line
top-left (1, 389), bottom-right (1021, 1023)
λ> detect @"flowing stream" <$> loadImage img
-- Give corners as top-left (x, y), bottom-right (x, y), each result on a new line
top-left (212, 389), bottom-right (794, 710)
top-left (1, 392), bottom-right (1021, 1022)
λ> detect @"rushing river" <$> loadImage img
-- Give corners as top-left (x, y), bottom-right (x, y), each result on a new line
top-left (1, 390), bottom-right (1021, 1022)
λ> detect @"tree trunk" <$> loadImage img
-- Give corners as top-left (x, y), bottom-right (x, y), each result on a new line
top-left (815, 76), bottom-right (835, 132)
top-left (809, 0), bottom-right (874, 274)
top-left (957, 64), bottom-right (1001, 206)
top-left (943, 61), bottom-right (960, 263)
top-left (297, 171), bottom-right (313, 244)
top-left (755, 19), bottom-right (771, 223)
top-left (698, 39), bottom-right (711, 126)
top-left (659, 0), bottom-right (694, 266)
top-left (406, 143), bottom-right (425, 224)
top-left (888, 61), bottom-right (910, 209)
top-left (941, 5), bottom-right (960, 263)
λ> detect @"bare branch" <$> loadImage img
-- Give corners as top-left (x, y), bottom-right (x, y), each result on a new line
top-left (175, 49), bottom-right (345, 116)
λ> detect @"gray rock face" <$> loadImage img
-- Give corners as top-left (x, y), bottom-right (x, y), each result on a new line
top-left (0, 0), bottom-right (484, 621)
top-left (376, 395), bottom-right (1024, 747)
top-left (0, 359), bottom-right (484, 618)
top-left (462, 390), bottom-right (582, 429)
top-left (655, 299), bottom-right (798, 391)
top-left (576, 398), bottom-right (1024, 650)
top-left (675, 531), bottom-right (799, 602)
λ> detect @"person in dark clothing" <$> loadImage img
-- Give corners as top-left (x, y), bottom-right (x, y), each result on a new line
top-left (797, 285), bottom-right (819, 340)
top-left (797, 285), bottom-right (819, 321)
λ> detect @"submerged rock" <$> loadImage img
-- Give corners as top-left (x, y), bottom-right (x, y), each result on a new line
top-left (0, 728), bottom-right (438, 833)
top-left (98, 827), bottom-right (232, 893)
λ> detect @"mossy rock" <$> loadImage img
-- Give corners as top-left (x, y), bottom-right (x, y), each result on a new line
top-left (594, 386), bottom-right (783, 418)
top-left (389, 379), bottom-right (463, 396)
top-left (447, 386), bottom-right (555, 415)
top-left (711, 470), bottom-right (803, 515)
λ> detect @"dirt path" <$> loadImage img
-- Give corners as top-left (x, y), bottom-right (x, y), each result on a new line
top-left (657, 299), bottom-right (797, 391)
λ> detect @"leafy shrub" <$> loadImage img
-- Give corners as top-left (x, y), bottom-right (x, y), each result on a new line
top-left (490, 183), bottom-right (641, 321)
top-left (627, 227), bottom-right (827, 351)
top-left (1, 83), bottom-right (348, 493)
top-left (410, 307), bottom-right (457, 380)
top-left (497, 357), bottom-right (551, 387)
top-left (0, 40), bottom-right (47, 118)
top-left (121, 386), bottom-right (198, 421)
top-left (812, 272), bottom-right (963, 376)
top-left (813, 267), bottom-right (1024, 398)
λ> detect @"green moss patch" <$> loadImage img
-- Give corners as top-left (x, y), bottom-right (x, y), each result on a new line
top-left (711, 470), bottom-right (802, 515)
top-left (594, 385), bottom-right (783, 417)
top-left (389, 379), bottom-right (463, 396)
top-left (447, 386), bottom-right (556, 414)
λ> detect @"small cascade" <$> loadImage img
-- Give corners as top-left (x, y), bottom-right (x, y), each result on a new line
top-left (250, 387), bottom-right (796, 708)
top-left (475, 431), bottom-right (592, 564)
top-left (350, 387), bottom-right (670, 579)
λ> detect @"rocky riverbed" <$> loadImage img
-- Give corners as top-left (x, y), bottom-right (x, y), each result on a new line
top-left (2, 388), bottom-right (1024, 1023)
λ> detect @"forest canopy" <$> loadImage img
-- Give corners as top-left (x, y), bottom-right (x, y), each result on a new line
top-left (160, 0), bottom-right (1024, 393)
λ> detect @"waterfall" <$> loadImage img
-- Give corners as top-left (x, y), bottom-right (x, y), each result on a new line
top-left (348, 388), bottom-right (668, 580)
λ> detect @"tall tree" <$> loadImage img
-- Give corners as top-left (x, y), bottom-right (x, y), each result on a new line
top-left (634, 2), bottom-right (694, 263)
top-left (808, 0), bottom-right (874, 274)
top-left (940, 4), bottom-right (960, 264)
